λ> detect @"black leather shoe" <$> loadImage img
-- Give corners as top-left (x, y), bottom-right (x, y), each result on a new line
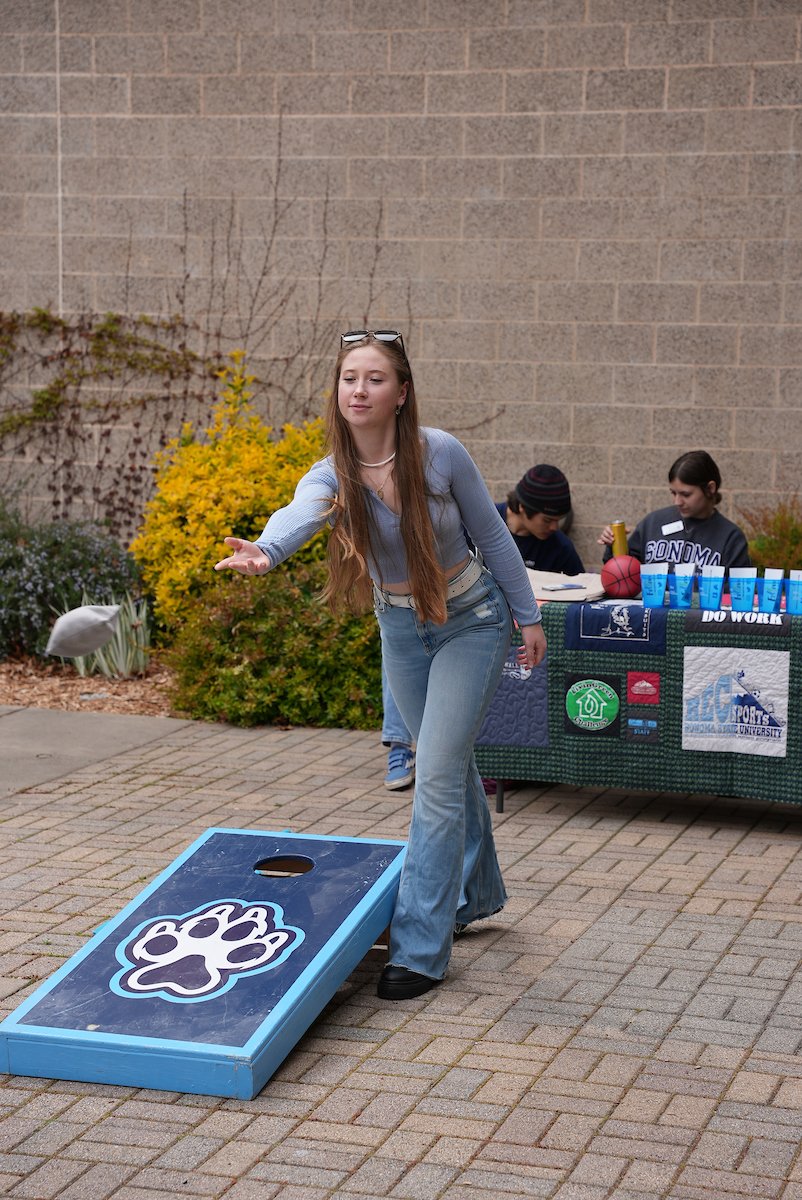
top-left (377, 964), bottom-right (441, 1000)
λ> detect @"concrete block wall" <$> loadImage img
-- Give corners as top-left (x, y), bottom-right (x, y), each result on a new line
top-left (2, 0), bottom-right (802, 565)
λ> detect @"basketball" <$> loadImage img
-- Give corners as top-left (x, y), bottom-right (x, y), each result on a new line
top-left (601, 555), bottom-right (642, 600)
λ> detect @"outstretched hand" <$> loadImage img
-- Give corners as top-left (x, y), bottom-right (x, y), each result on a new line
top-left (214, 537), bottom-right (272, 575)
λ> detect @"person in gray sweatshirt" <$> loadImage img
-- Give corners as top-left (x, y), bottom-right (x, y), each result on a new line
top-left (598, 450), bottom-right (750, 568)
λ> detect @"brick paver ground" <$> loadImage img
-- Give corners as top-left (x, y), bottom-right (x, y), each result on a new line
top-left (1, 717), bottom-right (802, 1199)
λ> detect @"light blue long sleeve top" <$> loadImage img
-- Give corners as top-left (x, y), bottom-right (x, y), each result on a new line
top-left (255, 427), bottom-right (541, 626)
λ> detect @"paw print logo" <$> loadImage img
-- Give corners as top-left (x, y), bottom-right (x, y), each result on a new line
top-left (111, 899), bottom-right (304, 1003)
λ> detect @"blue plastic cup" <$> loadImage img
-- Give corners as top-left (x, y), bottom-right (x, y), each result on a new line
top-left (786, 573), bottom-right (802, 615)
top-left (668, 566), bottom-right (695, 609)
top-left (729, 568), bottom-right (757, 612)
top-left (699, 567), bottom-right (725, 611)
top-left (640, 564), bottom-right (668, 608)
top-left (756, 572), bottom-right (783, 614)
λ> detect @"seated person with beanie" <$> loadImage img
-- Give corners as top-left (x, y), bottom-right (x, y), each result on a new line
top-left (499, 464), bottom-right (584, 574)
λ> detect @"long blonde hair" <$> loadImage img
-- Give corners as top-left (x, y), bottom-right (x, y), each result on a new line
top-left (323, 337), bottom-right (448, 624)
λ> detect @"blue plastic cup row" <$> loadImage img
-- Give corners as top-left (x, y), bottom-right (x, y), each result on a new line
top-left (639, 568), bottom-right (802, 613)
top-left (788, 578), bottom-right (802, 614)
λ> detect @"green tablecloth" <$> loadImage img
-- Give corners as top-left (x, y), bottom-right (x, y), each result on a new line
top-left (475, 602), bottom-right (801, 806)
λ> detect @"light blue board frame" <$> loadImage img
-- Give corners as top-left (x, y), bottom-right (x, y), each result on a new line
top-left (0, 828), bottom-right (406, 1100)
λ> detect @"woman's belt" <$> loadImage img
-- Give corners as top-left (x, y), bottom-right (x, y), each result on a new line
top-left (374, 554), bottom-right (484, 610)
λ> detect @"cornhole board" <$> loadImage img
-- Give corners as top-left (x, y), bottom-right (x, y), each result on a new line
top-left (0, 828), bottom-right (406, 1099)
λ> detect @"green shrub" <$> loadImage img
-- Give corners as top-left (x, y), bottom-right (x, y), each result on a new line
top-left (130, 351), bottom-right (327, 632)
top-left (166, 561), bottom-right (382, 730)
top-left (0, 511), bottom-right (140, 659)
top-left (740, 496), bottom-right (802, 573)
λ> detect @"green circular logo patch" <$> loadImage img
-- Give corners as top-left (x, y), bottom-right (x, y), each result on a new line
top-left (565, 678), bottom-right (620, 731)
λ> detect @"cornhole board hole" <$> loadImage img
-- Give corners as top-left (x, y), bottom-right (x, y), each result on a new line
top-left (0, 828), bottom-right (406, 1100)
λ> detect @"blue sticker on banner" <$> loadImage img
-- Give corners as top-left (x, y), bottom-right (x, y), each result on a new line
top-left (565, 602), bottom-right (667, 655)
top-left (626, 715), bottom-right (659, 745)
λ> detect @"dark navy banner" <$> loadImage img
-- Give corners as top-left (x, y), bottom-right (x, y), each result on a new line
top-left (565, 602), bottom-right (668, 656)
top-left (477, 649), bottom-right (549, 749)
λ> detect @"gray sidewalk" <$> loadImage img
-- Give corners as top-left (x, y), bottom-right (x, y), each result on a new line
top-left (1, 706), bottom-right (802, 1200)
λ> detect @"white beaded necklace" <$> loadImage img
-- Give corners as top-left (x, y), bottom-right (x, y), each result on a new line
top-left (357, 451), bottom-right (396, 468)
top-left (357, 451), bottom-right (396, 501)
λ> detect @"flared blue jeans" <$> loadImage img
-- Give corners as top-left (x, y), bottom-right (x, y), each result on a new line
top-left (374, 566), bottom-right (511, 980)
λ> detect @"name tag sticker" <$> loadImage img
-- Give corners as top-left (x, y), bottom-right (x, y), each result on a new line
top-left (661, 520), bottom-right (684, 535)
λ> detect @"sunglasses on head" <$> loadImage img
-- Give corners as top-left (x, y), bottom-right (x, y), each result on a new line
top-left (340, 329), bottom-right (406, 355)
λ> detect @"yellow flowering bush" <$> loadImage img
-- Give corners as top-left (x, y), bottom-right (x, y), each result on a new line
top-left (131, 351), bottom-right (327, 630)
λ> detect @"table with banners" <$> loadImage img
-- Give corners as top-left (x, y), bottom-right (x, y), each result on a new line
top-left (476, 600), bottom-right (801, 811)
